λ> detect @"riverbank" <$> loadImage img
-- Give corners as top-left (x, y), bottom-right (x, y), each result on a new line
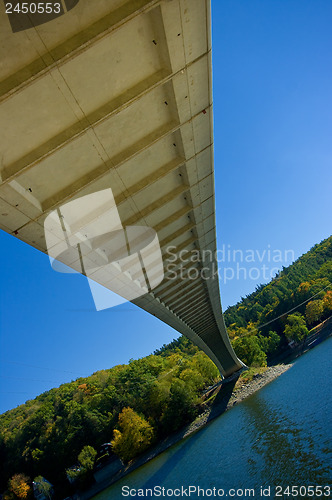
top-left (79, 363), bottom-right (292, 500)
top-left (174, 364), bottom-right (292, 439)
top-left (80, 335), bottom-right (332, 500)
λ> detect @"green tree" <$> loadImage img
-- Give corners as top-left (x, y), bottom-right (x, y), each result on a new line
top-left (78, 445), bottom-right (97, 472)
top-left (284, 313), bottom-right (309, 343)
top-left (232, 335), bottom-right (267, 367)
top-left (111, 408), bottom-right (154, 463)
top-left (191, 351), bottom-right (219, 383)
top-left (305, 300), bottom-right (324, 325)
top-left (33, 477), bottom-right (53, 500)
top-left (145, 381), bottom-right (169, 420)
top-left (160, 379), bottom-right (196, 432)
top-left (179, 368), bottom-right (204, 391)
top-left (258, 331), bottom-right (280, 355)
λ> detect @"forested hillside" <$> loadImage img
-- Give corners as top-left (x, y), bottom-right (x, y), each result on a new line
top-left (225, 235), bottom-right (332, 366)
top-left (0, 339), bottom-right (218, 498)
top-left (1, 235), bottom-right (331, 499)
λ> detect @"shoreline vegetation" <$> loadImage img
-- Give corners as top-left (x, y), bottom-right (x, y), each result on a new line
top-left (80, 364), bottom-right (292, 500)
top-left (1, 235), bottom-right (331, 500)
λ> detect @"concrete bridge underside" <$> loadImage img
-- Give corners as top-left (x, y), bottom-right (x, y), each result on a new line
top-left (0, 0), bottom-right (244, 377)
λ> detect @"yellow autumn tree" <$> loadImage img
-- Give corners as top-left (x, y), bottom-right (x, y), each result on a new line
top-left (8, 473), bottom-right (31, 499)
top-left (323, 291), bottom-right (332, 314)
top-left (111, 407), bottom-right (154, 463)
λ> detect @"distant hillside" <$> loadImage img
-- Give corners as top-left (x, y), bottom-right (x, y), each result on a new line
top-left (225, 235), bottom-right (331, 331)
top-left (225, 235), bottom-right (332, 366)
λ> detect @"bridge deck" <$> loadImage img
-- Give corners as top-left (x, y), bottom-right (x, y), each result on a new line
top-left (0, 0), bottom-right (243, 376)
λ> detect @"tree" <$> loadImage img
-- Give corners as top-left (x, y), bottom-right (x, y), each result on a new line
top-left (305, 300), bottom-right (324, 325)
top-left (111, 408), bottom-right (154, 463)
top-left (179, 368), bottom-right (204, 391)
top-left (160, 379), bottom-right (196, 432)
top-left (191, 351), bottom-right (219, 383)
top-left (232, 335), bottom-right (267, 367)
top-left (33, 477), bottom-right (53, 500)
top-left (145, 381), bottom-right (169, 420)
top-left (8, 474), bottom-right (31, 499)
top-left (323, 291), bottom-right (332, 315)
top-left (258, 331), bottom-right (280, 355)
top-left (284, 313), bottom-right (309, 343)
top-left (266, 331), bottom-right (281, 354)
top-left (78, 445), bottom-right (97, 472)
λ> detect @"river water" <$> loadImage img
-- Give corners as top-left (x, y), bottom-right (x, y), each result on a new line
top-left (93, 337), bottom-right (332, 499)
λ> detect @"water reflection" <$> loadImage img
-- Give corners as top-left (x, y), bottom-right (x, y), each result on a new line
top-left (243, 392), bottom-right (331, 486)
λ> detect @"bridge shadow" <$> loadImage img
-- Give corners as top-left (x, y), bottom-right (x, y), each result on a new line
top-left (206, 377), bottom-right (238, 422)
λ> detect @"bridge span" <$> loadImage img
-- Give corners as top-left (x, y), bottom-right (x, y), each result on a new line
top-left (0, 0), bottom-right (244, 377)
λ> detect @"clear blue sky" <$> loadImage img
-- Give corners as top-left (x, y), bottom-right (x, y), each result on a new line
top-left (1, 0), bottom-right (331, 414)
